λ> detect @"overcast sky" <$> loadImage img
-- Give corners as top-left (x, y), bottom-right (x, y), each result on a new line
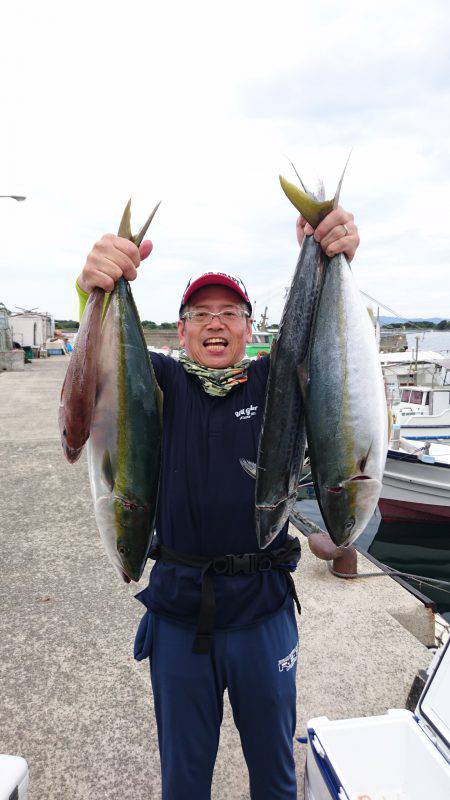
top-left (1, 0), bottom-right (449, 324)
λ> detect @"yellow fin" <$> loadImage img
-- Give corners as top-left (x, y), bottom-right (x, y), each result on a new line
top-left (117, 198), bottom-right (133, 240)
top-left (117, 198), bottom-right (161, 245)
top-left (279, 176), bottom-right (333, 228)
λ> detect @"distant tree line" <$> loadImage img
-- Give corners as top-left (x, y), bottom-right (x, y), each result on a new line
top-left (141, 321), bottom-right (178, 329)
top-left (55, 319), bottom-right (179, 330)
top-left (383, 319), bottom-right (450, 330)
top-left (55, 319), bottom-right (79, 330)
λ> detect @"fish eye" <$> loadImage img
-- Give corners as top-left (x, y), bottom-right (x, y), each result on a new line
top-left (344, 516), bottom-right (355, 531)
top-left (117, 544), bottom-right (127, 556)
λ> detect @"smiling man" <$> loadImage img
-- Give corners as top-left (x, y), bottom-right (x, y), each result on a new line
top-left (76, 205), bottom-right (359, 800)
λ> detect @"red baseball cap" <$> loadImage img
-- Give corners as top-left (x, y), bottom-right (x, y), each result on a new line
top-left (179, 272), bottom-right (252, 316)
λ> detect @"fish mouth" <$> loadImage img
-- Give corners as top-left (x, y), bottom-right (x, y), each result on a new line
top-left (63, 443), bottom-right (83, 464)
top-left (327, 475), bottom-right (372, 493)
top-left (203, 337), bottom-right (229, 352)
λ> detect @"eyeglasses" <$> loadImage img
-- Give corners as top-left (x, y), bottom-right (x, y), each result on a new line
top-left (181, 309), bottom-right (250, 325)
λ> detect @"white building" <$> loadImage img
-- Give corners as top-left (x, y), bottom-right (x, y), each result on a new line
top-left (11, 312), bottom-right (54, 348)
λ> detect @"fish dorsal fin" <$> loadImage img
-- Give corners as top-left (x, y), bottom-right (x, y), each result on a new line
top-left (117, 199), bottom-right (161, 245)
top-left (101, 449), bottom-right (115, 492)
top-left (118, 198), bottom-right (133, 240)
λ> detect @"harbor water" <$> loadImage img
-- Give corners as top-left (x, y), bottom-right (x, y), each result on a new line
top-left (294, 497), bottom-right (450, 621)
top-left (405, 329), bottom-right (450, 354)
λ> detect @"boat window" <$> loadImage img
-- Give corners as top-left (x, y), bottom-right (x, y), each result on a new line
top-left (425, 392), bottom-right (430, 406)
top-left (401, 389), bottom-right (411, 402)
top-left (410, 390), bottom-right (423, 405)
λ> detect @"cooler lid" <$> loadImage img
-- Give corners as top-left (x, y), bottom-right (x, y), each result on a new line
top-left (417, 635), bottom-right (450, 759)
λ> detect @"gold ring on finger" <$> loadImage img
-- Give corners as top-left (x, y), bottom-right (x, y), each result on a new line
top-left (342, 223), bottom-right (350, 236)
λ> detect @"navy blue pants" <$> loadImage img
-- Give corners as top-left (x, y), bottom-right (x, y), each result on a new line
top-left (134, 604), bottom-right (298, 800)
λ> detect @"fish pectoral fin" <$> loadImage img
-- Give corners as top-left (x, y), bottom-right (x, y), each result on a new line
top-left (289, 509), bottom-right (325, 537)
top-left (239, 458), bottom-right (257, 479)
top-left (101, 449), bottom-right (115, 492)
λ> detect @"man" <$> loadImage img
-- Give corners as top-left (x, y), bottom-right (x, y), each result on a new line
top-left (77, 207), bottom-right (359, 799)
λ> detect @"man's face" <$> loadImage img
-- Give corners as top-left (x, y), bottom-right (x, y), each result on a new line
top-left (177, 285), bottom-right (252, 368)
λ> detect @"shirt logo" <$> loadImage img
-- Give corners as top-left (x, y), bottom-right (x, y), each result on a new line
top-left (278, 643), bottom-right (298, 672)
top-left (235, 405), bottom-right (258, 421)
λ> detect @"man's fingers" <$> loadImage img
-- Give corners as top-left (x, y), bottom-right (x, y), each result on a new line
top-left (91, 269), bottom-right (115, 293)
top-left (139, 240), bottom-right (153, 261)
top-left (112, 235), bottom-right (141, 267)
top-left (314, 206), bottom-right (353, 243)
top-left (325, 233), bottom-right (360, 262)
top-left (106, 245), bottom-right (139, 280)
top-left (320, 220), bottom-right (357, 253)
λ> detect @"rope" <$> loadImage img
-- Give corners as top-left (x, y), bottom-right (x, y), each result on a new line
top-left (328, 560), bottom-right (450, 596)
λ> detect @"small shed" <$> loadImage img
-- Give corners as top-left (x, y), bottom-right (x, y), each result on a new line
top-left (0, 303), bottom-right (24, 370)
top-left (11, 311), bottom-right (54, 349)
top-left (0, 303), bottom-right (13, 351)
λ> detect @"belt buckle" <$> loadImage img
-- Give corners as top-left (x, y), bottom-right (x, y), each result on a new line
top-left (213, 555), bottom-right (231, 575)
top-left (258, 555), bottom-right (272, 572)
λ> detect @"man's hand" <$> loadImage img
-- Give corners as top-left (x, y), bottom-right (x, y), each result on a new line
top-left (77, 236), bottom-right (153, 293)
top-left (296, 206), bottom-right (360, 262)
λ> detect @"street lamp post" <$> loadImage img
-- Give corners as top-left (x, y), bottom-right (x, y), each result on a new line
top-left (0, 195), bottom-right (26, 201)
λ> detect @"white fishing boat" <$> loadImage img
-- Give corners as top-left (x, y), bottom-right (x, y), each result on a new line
top-left (381, 349), bottom-right (450, 402)
top-left (392, 385), bottom-right (450, 442)
top-left (379, 437), bottom-right (450, 524)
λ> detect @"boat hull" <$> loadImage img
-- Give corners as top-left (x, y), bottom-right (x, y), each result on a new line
top-left (380, 449), bottom-right (450, 524)
top-left (378, 497), bottom-right (450, 523)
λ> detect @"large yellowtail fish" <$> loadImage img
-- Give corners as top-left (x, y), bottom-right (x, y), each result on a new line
top-left (242, 163), bottom-right (346, 549)
top-left (87, 200), bottom-right (162, 582)
top-left (287, 167), bottom-right (389, 547)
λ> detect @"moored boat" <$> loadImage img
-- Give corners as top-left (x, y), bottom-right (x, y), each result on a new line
top-left (392, 385), bottom-right (450, 442)
top-left (379, 439), bottom-right (450, 524)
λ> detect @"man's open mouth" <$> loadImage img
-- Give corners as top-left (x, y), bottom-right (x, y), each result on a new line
top-left (203, 337), bottom-right (228, 352)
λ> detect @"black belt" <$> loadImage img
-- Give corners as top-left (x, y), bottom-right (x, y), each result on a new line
top-left (149, 535), bottom-right (302, 655)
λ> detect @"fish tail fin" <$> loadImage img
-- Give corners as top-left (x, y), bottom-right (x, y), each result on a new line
top-left (133, 201), bottom-right (161, 247)
top-left (286, 158), bottom-right (309, 195)
top-left (279, 174), bottom-right (333, 229)
top-left (280, 150), bottom-right (353, 226)
top-left (117, 199), bottom-right (161, 246)
top-left (333, 149), bottom-right (352, 209)
top-left (118, 199), bottom-right (133, 240)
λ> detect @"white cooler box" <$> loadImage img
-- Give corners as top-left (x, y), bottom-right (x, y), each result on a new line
top-left (0, 755), bottom-right (28, 800)
top-left (304, 636), bottom-right (450, 800)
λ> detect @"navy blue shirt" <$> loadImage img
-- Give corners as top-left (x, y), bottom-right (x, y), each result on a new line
top-left (137, 353), bottom-right (292, 629)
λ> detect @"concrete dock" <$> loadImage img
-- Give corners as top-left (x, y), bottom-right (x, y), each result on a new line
top-left (0, 358), bottom-right (434, 799)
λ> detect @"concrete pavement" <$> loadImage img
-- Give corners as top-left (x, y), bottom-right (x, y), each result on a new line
top-left (0, 357), bottom-right (433, 799)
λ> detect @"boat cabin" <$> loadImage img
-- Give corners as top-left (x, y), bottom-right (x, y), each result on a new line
top-left (245, 331), bottom-right (274, 359)
top-left (395, 386), bottom-right (450, 416)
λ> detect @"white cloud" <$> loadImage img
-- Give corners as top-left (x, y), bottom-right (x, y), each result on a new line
top-left (0, 0), bottom-right (449, 321)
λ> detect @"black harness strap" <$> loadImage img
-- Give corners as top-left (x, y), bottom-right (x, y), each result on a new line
top-left (149, 536), bottom-right (302, 655)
